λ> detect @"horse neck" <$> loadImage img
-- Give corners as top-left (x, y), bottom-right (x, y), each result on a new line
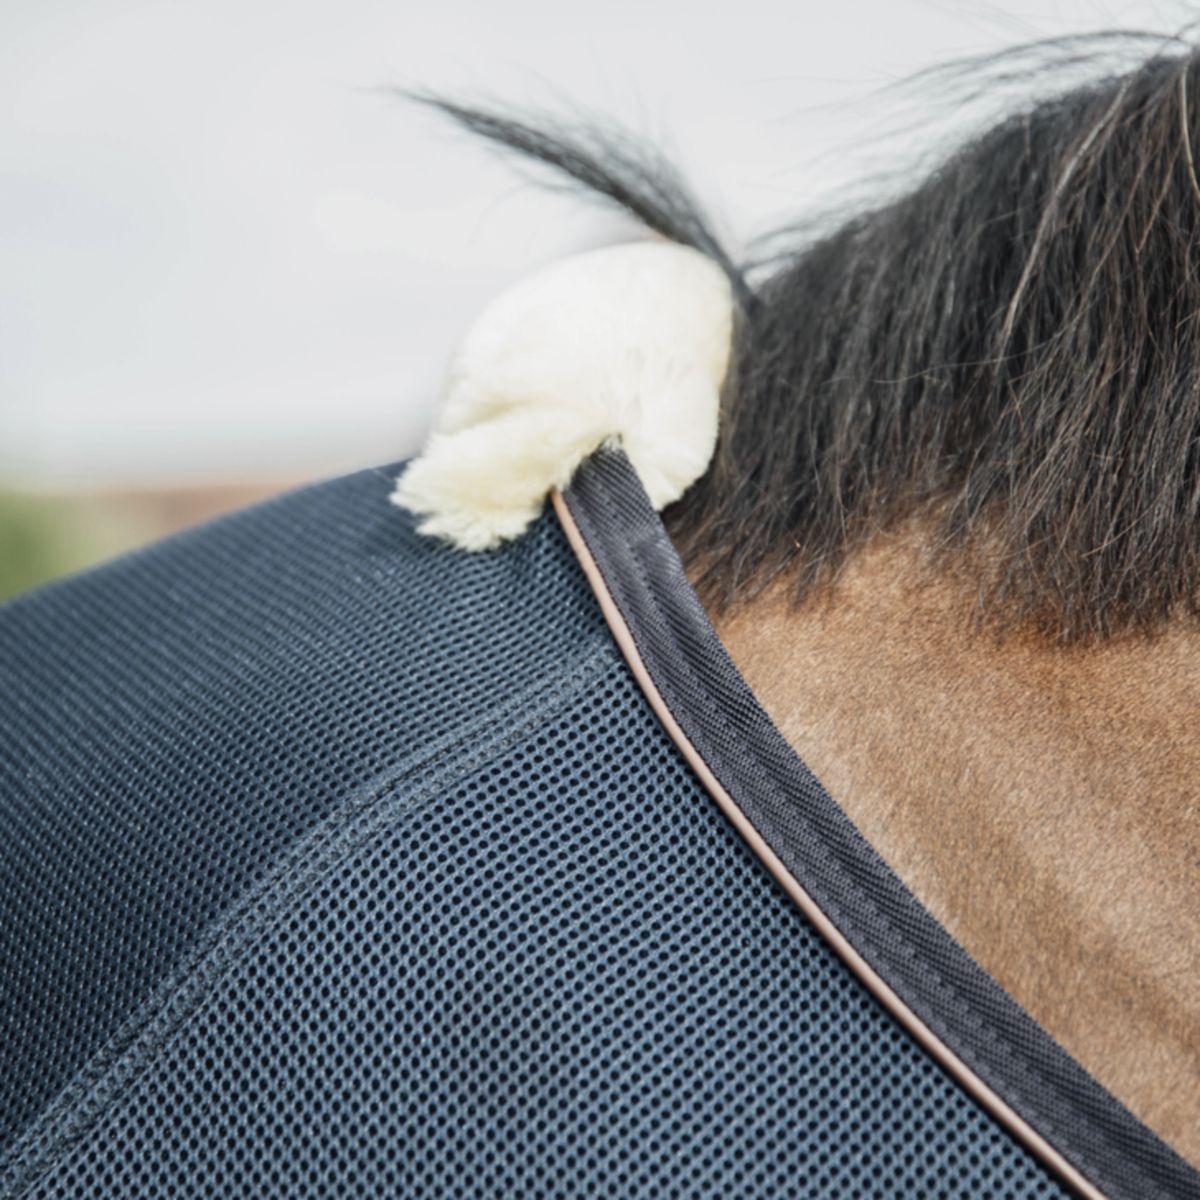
top-left (707, 525), bottom-right (1200, 1167)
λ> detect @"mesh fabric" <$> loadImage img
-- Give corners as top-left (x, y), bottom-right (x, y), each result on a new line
top-left (0, 466), bottom-right (1068, 1197)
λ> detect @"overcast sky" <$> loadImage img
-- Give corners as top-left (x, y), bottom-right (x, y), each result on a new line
top-left (1, 0), bottom-right (1192, 489)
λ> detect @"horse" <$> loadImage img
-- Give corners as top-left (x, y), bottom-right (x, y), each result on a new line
top-left (0, 31), bottom-right (1196, 1200)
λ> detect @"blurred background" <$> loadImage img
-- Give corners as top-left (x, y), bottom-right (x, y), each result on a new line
top-left (1, 0), bottom-right (1192, 599)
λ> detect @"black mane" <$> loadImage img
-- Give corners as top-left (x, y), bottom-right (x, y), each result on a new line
top-left (403, 36), bottom-right (1200, 642)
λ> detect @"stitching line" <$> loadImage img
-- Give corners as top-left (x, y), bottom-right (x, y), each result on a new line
top-left (0, 641), bottom-right (617, 1198)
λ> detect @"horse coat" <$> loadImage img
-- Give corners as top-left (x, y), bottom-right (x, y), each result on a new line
top-left (0, 449), bottom-right (1194, 1199)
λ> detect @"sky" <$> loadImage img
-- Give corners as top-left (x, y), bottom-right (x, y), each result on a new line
top-left (1, 0), bottom-right (1193, 489)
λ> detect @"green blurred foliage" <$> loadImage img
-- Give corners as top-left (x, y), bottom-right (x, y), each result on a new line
top-left (0, 492), bottom-right (151, 603)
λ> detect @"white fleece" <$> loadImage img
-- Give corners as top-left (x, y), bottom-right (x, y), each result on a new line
top-left (391, 240), bottom-right (733, 550)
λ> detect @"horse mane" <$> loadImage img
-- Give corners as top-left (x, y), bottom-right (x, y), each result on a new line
top-left (404, 33), bottom-right (1200, 642)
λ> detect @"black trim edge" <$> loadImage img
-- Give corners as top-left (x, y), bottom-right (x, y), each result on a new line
top-left (563, 448), bottom-right (1200, 1200)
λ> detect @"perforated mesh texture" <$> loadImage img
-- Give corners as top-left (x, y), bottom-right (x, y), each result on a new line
top-left (0, 466), bottom-right (1068, 1197)
top-left (0, 467), bottom-right (607, 1150)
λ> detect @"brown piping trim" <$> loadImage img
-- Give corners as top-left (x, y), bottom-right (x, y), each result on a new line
top-left (552, 487), bottom-right (1106, 1200)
